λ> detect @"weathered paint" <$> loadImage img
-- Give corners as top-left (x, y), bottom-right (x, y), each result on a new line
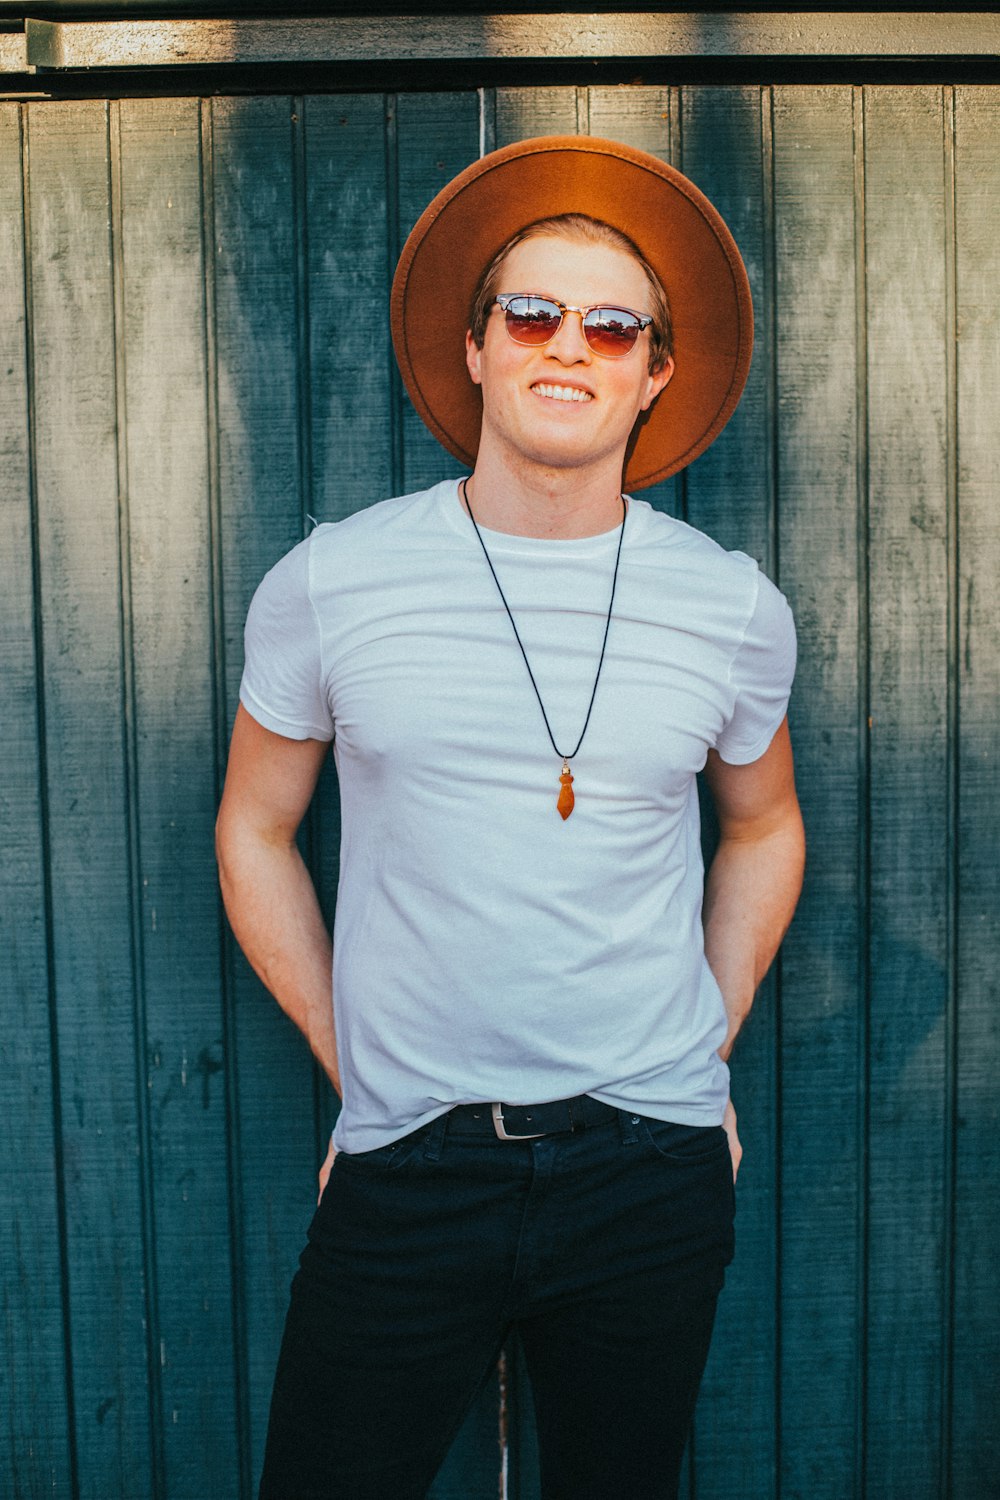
top-left (1, 82), bottom-right (998, 1500)
top-left (16, 14), bottom-right (1000, 72)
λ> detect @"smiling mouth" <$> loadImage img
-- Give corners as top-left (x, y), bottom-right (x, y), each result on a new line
top-left (531, 382), bottom-right (593, 403)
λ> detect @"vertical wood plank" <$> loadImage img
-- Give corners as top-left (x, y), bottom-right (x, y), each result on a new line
top-left (587, 81), bottom-right (672, 157)
top-left (26, 98), bottom-right (154, 1499)
top-left (0, 100), bottom-right (74, 1500)
top-left (952, 84), bottom-right (1000, 1500)
top-left (209, 94), bottom-right (315, 1490)
top-left (772, 85), bottom-right (863, 1499)
top-left (495, 83), bottom-right (577, 142)
top-left (395, 90), bottom-right (481, 495)
top-left (301, 93), bottom-right (392, 1147)
top-left (678, 84), bottom-right (780, 1500)
top-left (862, 84), bottom-right (951, 1499)
top-left (304, 94), bottom-right (392, 523)
top-left (117, 96), bottom-right (242, 1498)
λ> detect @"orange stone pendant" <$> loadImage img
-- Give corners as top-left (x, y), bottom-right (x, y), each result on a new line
top-left (557, 760), bottom-right (575, 820)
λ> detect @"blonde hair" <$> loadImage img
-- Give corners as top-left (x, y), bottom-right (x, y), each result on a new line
top-left (468, 213), bottom-right (673, 372)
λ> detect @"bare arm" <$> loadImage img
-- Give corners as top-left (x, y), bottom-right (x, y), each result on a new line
top-left (702, 718), bottom-right (805, 1177)
top-left (215, 705), bottom-right (340, 1095)
top-left (702, 717), bottom-right (805, 1062)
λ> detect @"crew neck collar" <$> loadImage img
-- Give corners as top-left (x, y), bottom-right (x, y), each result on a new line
top-left (442, 478), bottom-right (636, 550)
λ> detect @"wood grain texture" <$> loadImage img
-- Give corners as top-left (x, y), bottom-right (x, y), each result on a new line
top-left (495, 83), bottom-right (578, 144)
top-left (301, 90), bottom-right (389, 1162)
top-left (952, 84), bottom-right (1000, 1500)
top-left (208, 94), bottom-right (319, 1490)
top-left (0, 100), bottom-right (74, 1500)
top-left (116, 95), bottom-right (242, 1497)
top-left (304, 94), bottom-right (393, 523)
top-left (771, 85), bottom-right (864, 1499)
top-left (862, 84), bottom-right (952, 1499)
top-left (21, 13), bottom-right (1000, 71)
top-left (395, 90), bottom-right (480, 496)
top-left (26, 98), bottom-right (154, 1499)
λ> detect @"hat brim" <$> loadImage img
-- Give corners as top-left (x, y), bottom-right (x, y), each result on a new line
top-left (390, 135), bottom-right (753, 491)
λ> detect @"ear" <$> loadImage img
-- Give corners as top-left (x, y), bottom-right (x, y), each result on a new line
top-left (465, 330), bottom-right (483, 387)
top-left (640, 354), bottom-right (674, 412)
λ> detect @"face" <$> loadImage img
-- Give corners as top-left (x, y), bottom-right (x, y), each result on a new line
top-left (465, 234), bottom-right (674, 481)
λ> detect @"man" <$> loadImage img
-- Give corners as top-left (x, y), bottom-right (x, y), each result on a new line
top-left (216, 136), bottom-right (805, 1499)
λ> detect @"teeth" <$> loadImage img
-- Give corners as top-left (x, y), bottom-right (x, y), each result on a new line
top-left (532, 383), bottom-right (593, 403)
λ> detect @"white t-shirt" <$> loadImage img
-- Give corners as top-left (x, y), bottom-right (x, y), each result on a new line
top-left (240, 478), bottom-right (796, 1152)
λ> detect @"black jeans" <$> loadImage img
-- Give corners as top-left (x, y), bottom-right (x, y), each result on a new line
top-left (258, 1103), bottom-right (735, 1500)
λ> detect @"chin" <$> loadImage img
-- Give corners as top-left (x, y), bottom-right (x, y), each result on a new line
top-left (524, 436), bottom-right (624, 473)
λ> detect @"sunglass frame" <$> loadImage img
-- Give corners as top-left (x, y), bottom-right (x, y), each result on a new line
top-left (493, 294), bottom-right (653, 358)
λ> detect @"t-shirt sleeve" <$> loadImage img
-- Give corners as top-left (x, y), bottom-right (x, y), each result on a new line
top-left (238, 534), bottom-right (335, 742)
top-left (714, 567), bottom-right (796, 765)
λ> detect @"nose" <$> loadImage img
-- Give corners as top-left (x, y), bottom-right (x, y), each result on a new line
top-left (545, 309), bottom-right (592, 364)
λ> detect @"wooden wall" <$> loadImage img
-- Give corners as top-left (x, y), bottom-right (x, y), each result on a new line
top-left (2, 83), bottom-right (998, 1499)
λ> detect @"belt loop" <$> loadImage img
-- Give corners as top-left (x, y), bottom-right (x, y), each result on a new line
top-left (423, 1112), bottom-right (449, 1162)
top-left (618, 1109), bottom-right (641, 1145)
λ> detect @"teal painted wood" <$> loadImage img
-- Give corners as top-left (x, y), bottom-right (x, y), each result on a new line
top-left (771, 86), bottom-right (866, 1499)
top-left (116, 96), bottom-right (243, 1496)
top-left (303, 93), bottom-right (393, 526)
top-left (208, 94), bottom-right (321, 1489)
top-left (587, 80), bottom-right (673, 167)
top-left (394, 90), bottom-right (480, 496)
top-left (0, 101), bottom-right (74, 1500)
top-left (495, 81), bottom-right (579, 143)
top-left (863, 84), bottom-right (952, 1498)
top-left (301, 91), bottom-right (391, 1150)
top-left (301, 84), bottom-right (390, 956)
top-left (25, 98), bottom-right (156, 1499)
top-left (952, 85), bottom-right (1000, 1500)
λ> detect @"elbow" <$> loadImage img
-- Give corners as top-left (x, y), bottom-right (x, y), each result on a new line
top-left (214, 800), bottom-right (243, 904)
top-left (791, 806), bottom-right (807, 891)
top-left (215, 808), bottom-right (233, 905)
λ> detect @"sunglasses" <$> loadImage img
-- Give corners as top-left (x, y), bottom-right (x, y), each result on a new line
top-left (494, 294), bottom-right (653, 359)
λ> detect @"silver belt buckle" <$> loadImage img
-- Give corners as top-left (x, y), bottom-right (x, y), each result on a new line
top-left (491, 1102), bottom-right (545, 1141)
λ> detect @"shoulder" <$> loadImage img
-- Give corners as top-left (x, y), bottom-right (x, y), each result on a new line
top-left (625, 499), bottom-right (787, 612)
top-left (307, 481), bottom-right (455, 556)
top-left (627, 499), bottom-right (751, 572)
top-left (249, 481), bottom-right (457, 609)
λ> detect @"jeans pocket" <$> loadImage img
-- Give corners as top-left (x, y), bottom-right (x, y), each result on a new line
top-left (638, 1117), bottom-right (730, 1166)
top-left (335, 1126), bottom-right (427, 1175)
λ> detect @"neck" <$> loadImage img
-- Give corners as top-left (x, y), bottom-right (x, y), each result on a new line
top-left (465, 450), bottom-right (627, 539)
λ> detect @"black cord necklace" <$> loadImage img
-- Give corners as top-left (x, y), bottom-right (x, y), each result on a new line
top-left (461, 477), bottom-right (627, 820)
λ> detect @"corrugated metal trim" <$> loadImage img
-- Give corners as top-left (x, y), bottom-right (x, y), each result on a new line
top-left (18, 13), bottom-right (1000, 72)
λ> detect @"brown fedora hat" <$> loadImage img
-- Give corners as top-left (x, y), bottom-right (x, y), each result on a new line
top-left (390, 135), bottom-right (753, 491)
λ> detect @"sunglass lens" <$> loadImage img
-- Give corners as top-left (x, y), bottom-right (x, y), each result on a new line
top-left (504, 297), bottom-right (562, 345)
top-left (584, 309), bottom-right (642, 357)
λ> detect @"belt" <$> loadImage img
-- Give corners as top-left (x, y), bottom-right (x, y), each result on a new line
top-left (447, 1094), bottom-right (620, 1141)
